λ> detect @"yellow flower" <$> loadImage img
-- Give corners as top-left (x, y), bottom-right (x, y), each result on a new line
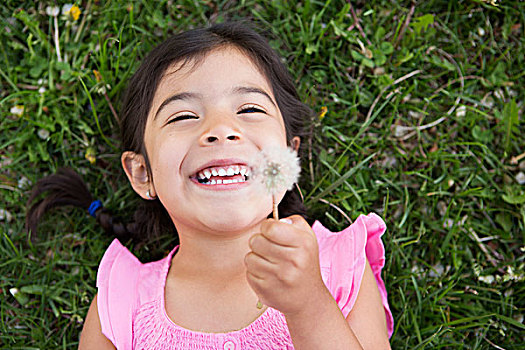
top-left (85, 147), bottom-right (96, 164)
top-left (319, 106), bottom-right (328, 120)
top-left (70, 5), bottom-right (81, 20)
top-left (62, 4), bottom-right (81, 21)
top-left (93, 70), bottom-right (102, 82)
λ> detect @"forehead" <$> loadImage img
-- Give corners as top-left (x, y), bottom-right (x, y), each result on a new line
top-left (153, 46), bottom-right (273, 101)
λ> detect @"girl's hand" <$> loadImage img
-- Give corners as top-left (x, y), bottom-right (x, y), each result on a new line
top-left (245, 215), bottom-right (329, 316)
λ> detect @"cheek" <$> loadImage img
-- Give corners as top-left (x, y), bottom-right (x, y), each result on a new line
top-left (148, 137), bottom-right (186, 180)
top-left (249, 121), bottom-right (288, 148)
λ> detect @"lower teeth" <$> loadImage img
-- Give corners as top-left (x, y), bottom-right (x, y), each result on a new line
top-left (198, 176), bottom-right (248, 185)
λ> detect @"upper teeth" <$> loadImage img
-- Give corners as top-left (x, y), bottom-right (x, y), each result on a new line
top-left (196, 165), bottom-right (250, 180)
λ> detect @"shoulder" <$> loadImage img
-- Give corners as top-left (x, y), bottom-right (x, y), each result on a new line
top-left (96, 239), bottom-right (140, 288)
top-left (96, 239), bottom-right (176, 348)
top-left (97, 239), bottom-right (172, 295)
top-left (312, 213), bottom-right (393, 337)
top-left (312, 212), bottom-right (386, 274)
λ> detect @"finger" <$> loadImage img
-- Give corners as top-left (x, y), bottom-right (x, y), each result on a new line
top-left (249, 234), bottom-right (292, 263)
top-left (260, 217), bottom-right (315, 247)
top-left (244, 251), bottom-right (276, 278)
top-left (245, 271), bottom-right (266, 302)
top-left (287, 215), bottom-right (316, 234)
top-left (259, 219), bottom-right (300, 247)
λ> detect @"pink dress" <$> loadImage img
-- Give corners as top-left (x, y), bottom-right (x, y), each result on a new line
top-left (97, 213), bottom-right (394, 349)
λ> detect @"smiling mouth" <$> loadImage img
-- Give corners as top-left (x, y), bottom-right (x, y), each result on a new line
top-left (191, 164), bottom-right (251, 185)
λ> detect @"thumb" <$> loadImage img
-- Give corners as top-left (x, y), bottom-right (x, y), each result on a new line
top-left (280, 215), bottom-right (313, 233)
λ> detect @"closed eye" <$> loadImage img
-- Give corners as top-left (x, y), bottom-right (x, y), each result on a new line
top-left (167, 115), bottom-right (198, 124)
top-left (238, 105), bottom-right (266, 114)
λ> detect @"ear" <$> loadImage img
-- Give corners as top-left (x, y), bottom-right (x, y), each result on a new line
top-left (291, 136), bottom-right (301, 152)
top-left (121, 151), bottom-right (156, 200)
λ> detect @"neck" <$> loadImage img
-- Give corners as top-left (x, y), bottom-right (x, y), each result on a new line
top-left (170, 221), bottom-right (260, 280)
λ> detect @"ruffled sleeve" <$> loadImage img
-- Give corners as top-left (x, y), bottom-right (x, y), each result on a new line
top-left (312, 213), bottom-right (394, 338)
top-left (96, 239), bottom-right (141, 349)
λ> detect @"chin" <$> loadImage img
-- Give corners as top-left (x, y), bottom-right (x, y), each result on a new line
top-left (205, 207), bottom-right (271, 233)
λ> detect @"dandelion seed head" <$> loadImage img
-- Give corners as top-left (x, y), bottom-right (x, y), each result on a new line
top-left (251, 147), bottom-right (300, 196)
top-left (46, 6), bottom-right (60, 17)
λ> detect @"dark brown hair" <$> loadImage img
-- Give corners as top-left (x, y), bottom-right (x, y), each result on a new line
top-left (27, 21), bottom-right (311, 247)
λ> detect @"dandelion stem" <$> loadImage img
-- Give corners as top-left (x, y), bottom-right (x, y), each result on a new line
top-left (54, 15), bottom-right (62, 62)
top-left (272, 195), bottom-right (279, 221)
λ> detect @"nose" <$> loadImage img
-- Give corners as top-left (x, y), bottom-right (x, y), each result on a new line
top-left (199, 116), bottom-right (242, 146)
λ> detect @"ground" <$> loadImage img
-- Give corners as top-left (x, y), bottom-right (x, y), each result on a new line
top-left (0, 1), bottom-right (523, 348)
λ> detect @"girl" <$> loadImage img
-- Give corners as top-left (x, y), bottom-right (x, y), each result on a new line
top-left (27, 22), bottom-right (393, 349)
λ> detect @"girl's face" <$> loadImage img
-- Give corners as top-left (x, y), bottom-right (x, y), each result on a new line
top-left (137, 47), bottom-right (289, 236)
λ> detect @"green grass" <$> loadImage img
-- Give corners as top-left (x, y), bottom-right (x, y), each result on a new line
top-left (1, 0), bottom-right (524, 348)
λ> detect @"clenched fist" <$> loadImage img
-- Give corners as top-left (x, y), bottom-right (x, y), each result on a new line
top-left (244, 215), bottom-right (330, 316)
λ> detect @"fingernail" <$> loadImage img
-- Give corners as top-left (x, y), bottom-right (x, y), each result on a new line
top-left (280, 218), bottom-right (292, 224)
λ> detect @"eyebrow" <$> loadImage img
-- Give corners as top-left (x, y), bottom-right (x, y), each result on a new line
top-left (154, 86), bottom-right (276, 120)
top-left (231, 86), bottom-right (277, 108)
top-left (154, 92), bottom-right (202, 120)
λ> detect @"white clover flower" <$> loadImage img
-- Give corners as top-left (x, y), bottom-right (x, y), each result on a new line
top-left (0, 209), bottom-right (13, 222)
top-left (62, 4), bottom-right (74, 15)
top-left (411, 265), bottom-right (423, 275)
top-left (516, 172), bottom-right (525, 185)
top-left (428, 263), bottom-right (445, 278)
top-left (477, 27), bottom-right (486, 36)
top-left (393, 125), bottom-right (412, 138)
top-left (408, 110), bottom-right (421, 119)
top-left (38, 86), bottom-right (46, 94)
top-left (456, 105), bottom-right (467, 117)
top-left (38, 128), bottom-right (50, 140)
top-left (251, 147), bottom-right (301, 196)
top-left (478, 275), bottom-right (495, 284)
top-left (442, 218), bottom-right (454, 229)
top-left (95, 84), bottom-right (111, 95)
top-left (18, 176), bottom-right (31, 189)
top-left (481, 96), bottom-right (495, 108)
top-left (503, 266), bottom-right (524, 282)
top-left (10, 105), bottom-right (24, 116)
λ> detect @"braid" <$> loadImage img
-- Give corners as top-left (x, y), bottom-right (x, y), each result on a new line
top-left (94, 208), bottom-right (136, 240)
top-left (26, 168), bottom-right (136, 241)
